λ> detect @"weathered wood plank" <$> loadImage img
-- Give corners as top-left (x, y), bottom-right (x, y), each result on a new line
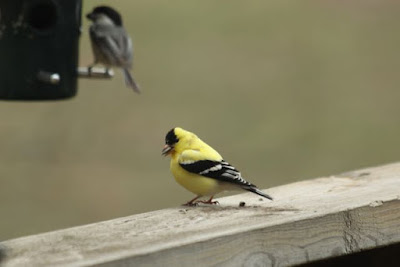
top-left (1, 163), bottom-right (400, 266)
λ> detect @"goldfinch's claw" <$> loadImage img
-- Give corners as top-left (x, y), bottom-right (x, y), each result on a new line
top-left (182, 200), bottom-right (219, 206)
top-left (182, 196), bottom-right (202, 206)
top-left (200, 195), bottom-right (218, 205)
top-left (182, 202), bottom-right (199, 207)
top-left (199, 200), bottom-right (219, 205)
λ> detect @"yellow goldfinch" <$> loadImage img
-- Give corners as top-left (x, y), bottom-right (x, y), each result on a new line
top-left (162, 127), bottom-right (273, 206)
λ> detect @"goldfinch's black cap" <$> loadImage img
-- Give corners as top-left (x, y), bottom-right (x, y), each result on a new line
top-left (165, 128), bottom-right (179, 146)
top-left (87, 6), bottom-right (123, 26)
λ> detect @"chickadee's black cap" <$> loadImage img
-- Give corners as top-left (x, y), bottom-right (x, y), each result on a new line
top-left (89, 6), bottom-right (123, 26)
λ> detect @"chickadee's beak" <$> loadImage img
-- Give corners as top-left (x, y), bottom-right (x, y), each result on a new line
top-left (86, 13), bottom-right (94, 20)
top-left (162, 145), bottom-right (173, 156)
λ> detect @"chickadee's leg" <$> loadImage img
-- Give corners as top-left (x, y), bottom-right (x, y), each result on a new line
top-left (183, 195), bottom-right (201, 206)
top-left (199, 196), bottom-right (219, 205)
top-left (87, 65), bottom-right (94, 75)
top-left (105, 68), bottom-right (113, 76)
top-left (87, 60), bottom-right (98, 75)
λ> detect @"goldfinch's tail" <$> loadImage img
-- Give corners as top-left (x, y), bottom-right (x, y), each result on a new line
top-left (245, 187), bottom-right (273, 200)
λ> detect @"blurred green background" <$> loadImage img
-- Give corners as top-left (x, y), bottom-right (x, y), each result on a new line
top-left (1, 0), bottom-right (400, 240)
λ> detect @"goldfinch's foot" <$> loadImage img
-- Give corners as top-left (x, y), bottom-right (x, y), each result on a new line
top-left (182, 200), bottom-right (219, 206)
top-left (182, 202), bottom-right (199, 207)
top-left (182, 196), bottom-right (201, 206)
top-left (198, 195), bottom-right (218, 205)
top-left (199, 200), bottom-right (219, 205)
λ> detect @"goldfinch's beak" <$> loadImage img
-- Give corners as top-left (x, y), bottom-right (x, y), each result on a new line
top-left (162, 145), bottom-right (173, 156)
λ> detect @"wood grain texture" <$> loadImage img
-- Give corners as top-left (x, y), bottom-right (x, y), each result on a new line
top-left (1, 163), bottom-right (400, 266)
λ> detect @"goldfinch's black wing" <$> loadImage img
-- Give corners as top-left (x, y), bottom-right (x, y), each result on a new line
top-left (180, 160), bottom-right (253, 187)
top-left (180, 159), bottom-right (273, 200)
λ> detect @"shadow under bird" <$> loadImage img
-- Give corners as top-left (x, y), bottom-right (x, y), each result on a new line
top-left (162, 127), bottom-right (273, 206)
top-left (86, 6), bottom-right (140, 93)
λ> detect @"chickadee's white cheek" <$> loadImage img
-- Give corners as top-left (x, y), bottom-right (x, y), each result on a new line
top-left (96, 15), bottom-right (116, 26)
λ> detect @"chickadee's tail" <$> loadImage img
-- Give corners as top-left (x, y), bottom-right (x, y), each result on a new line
top-left (123, 68), bottom-right (141, 94)
top-left (245, 186), bottom-right (273, 200)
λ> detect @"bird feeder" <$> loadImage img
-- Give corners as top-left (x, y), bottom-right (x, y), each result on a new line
top-left (0, 0), bottom-right (111, 100)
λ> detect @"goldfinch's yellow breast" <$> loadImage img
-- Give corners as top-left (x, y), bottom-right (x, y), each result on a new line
top-left (170, 158), bottom-right (222, 196)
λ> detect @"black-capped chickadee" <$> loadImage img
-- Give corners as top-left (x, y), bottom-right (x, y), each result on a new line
top-left (86, 6), bottom-right (140, 93)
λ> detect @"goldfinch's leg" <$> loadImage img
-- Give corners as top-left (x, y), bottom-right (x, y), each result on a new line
top-left (199, 196), bottom-right (219, 205)
top-left (183, 196), bottom-right (201, 206)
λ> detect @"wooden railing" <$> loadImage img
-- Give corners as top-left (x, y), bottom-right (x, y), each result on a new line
top-left (1, 163), bottom-right (400, 266)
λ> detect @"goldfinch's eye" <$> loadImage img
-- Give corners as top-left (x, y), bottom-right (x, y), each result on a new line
top-left (165, 129), bottom-right (179, 146)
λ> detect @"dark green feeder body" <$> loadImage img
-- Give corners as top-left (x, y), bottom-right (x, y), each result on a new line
top-left (0, 0), bottom-right (82, 100)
